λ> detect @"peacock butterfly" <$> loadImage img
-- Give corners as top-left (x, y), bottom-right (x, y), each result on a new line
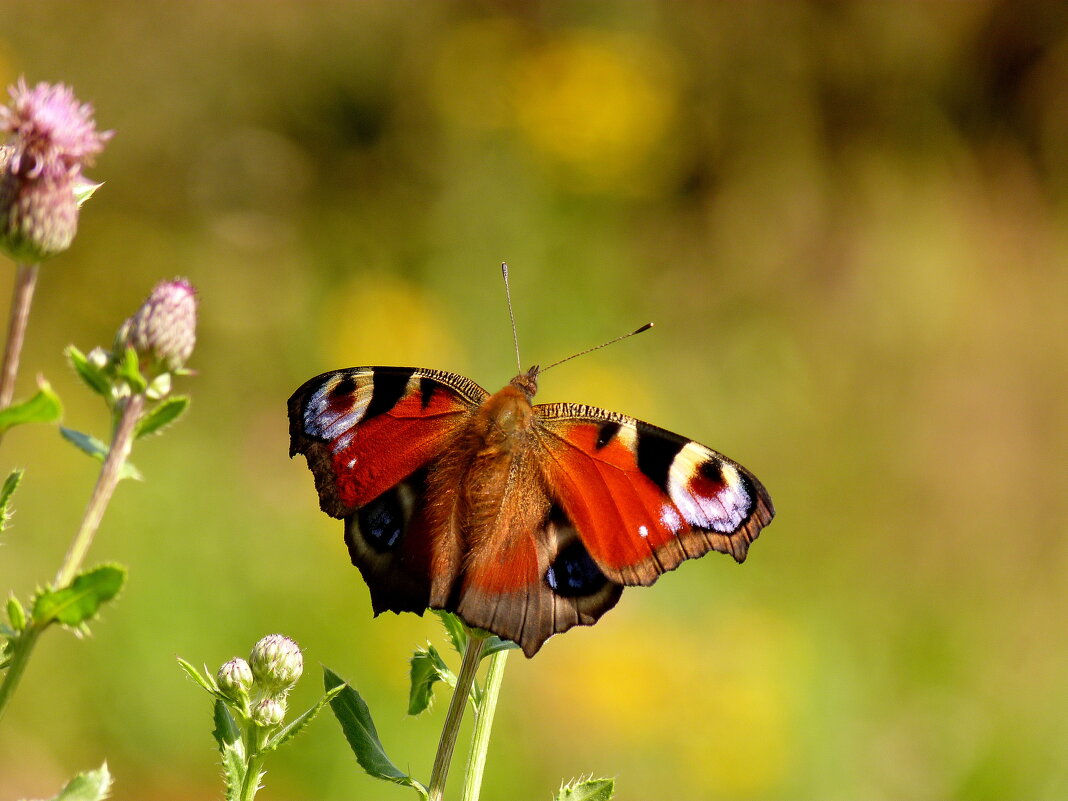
top-left (288, 278), bottom-right (774, 657)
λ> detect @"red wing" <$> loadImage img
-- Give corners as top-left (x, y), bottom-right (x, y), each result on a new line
top-left (288, 366), bottom-right (487, 517)
top-left (532, 403), bottom-right (774, 586)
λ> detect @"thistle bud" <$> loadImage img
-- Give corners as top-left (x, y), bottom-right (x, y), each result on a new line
top-left (251, 697), bottom-right (285, 728)
top-left (216, 657), bottom-right (254, 702)
top-left (0, 78), bottom-right (111, 263)
top-left (249, 634), bottom-right (303, 694)
top-left (120, 278), bottom-right (198, 374)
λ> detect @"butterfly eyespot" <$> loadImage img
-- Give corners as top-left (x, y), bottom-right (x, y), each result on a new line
top-left (545, 540), bottom-right (608, 598)
top-left (356, 490), bottom-right (405, 552)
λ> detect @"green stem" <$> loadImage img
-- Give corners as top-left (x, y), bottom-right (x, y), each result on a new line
top-left (0, 621), bottom-right (42, 724)
top-left (54, 393), bottom-right (144, 588)
top-left (460, 648), bottom-right (509, 801)
top-left (428, 634), bottom-right (486, 801)
top-left (0, 262), bottom-right (40, 412)
top-left (239, 728), bottom-right (267, 801)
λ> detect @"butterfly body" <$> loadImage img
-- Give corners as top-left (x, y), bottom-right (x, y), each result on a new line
top-left (289, 364), bottom-right (773, 656)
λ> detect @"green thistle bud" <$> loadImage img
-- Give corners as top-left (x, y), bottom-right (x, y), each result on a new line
top-left (120, 278), bottom-right (198, 375)
top-left (249, 634), bottom-right (303, 694)
top-left (216, 657), bottom-right (254, 702)
top-left (0, 79), bottom-right (111, 263)
top-left (251, 697), bottom-right (285, 728)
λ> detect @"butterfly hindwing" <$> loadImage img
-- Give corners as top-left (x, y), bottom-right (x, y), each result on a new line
top-left (430, 440), bottom-right (624, 658)
top-left (532, 403), bottom-right (774, 586)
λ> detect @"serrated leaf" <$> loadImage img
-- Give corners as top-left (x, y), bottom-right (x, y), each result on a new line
top-left (324, 667), bottom-right (428, 799)
top-left (408, 644), bottom-right (456, 716)
top-left (33, 565), bottom-right (126, 627)
top-left (0, 380), bottom-right (62, 434)
top-left (59, 428), bottom-right (143, 480)
top-left (135, 395), bottom-right (189, 438)
top-left (555, 777), bottom-right (615, 801)
top-left (177, 656), bottom-right (219, 696)
top-left (44, 762), bottom-right (113, 801)
top-left (0, 468), bottom-right (23, 532)
top-left (66, 346), bottom-right (111, 397)
top-left (264, 683), bottom-right (345, 753)
top-left (434, 610), bottom-right (468, 657)
top-left (213, 698), bottom-right (243, 750)
top-left (213, 700), bottom-right (246, 801)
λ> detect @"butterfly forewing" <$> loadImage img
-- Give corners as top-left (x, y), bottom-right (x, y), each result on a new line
top-left (288, 366), bottom-right (487, 516)
top-left (532, 402), bottom-right (774, 586)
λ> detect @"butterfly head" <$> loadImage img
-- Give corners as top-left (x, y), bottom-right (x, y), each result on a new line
top-left (509, 365), bottom-right (539, 399)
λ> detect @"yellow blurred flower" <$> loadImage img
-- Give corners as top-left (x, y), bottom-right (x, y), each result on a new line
top-left (511, 31), bottom-right (680, 191)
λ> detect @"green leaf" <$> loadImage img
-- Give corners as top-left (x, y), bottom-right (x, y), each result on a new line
top-left (59, 428), bottom-right (143, 481)
top-left (116, 347), bottom-right (147, 393)
top-left (0, 468), bottom-right (23, 532)
top-left (408, 644), bottom-right (456, 716)
top-left (213, 700), bottom-right (246, 801)
top-left (135, 395), bottom-right (189, 439)
top-left (324, 667), bottom-right (428, 799)
top-left (177, 656), bottom-right (220, 696)
top-left (40, 762), bottom-right (113, 801)
top-left (434, 610), bottom-right (468, 657)
top-left (264, 683), bottom-right (345, 753)
top-left (0, 380), bottom-right (62, 434)
top-left (213, 698), bottom-right (243, 750)
top-left (66, 346), bottom-right (111, 398)
top-left (7, 595), bottom-right (27, 632)
top-left (483, 636), bottom-right (520, 658)
top-left (555, 777), bottom-right (616, 801)
top-left (33, 565), bottom-right (126, 627)
top-left (74, 179), bottom-right (104, 208)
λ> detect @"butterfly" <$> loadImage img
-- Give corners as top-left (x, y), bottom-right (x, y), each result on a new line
top-left (288, 355), bottom-right (774, 657)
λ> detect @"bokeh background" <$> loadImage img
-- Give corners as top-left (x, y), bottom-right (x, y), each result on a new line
top-left (1, 2), bottom-right (1066, 799)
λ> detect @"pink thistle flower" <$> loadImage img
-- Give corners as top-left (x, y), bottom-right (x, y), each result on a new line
top-left (0, 78), bottom-right (112, 179)
top-left (0, 78), bottom-right (111, 262)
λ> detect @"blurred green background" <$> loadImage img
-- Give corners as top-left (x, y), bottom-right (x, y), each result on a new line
top-left (1, 2), bottom-right (1066, 799)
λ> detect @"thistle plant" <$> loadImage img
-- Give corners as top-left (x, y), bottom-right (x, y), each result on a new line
top-left (0, 277), bottom-right (197, 726)
top-left (179, 635), bottom-right (343, 801)
top-left (0, 75), bottom-right (200, 801)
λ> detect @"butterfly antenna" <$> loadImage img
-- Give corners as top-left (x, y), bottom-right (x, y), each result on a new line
top-left (502, 262), bottom-right (523, 373)
top-left (540, 322), bottom-right (654, 374)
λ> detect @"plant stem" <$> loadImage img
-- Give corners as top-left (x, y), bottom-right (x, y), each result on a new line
top-left (460, 648), bottom-right (509, 801)
top-left (240, 727), bottom-right (268, 801)
top-left (0, 621), bottom-right (42, 724)
top-left (428, 634), bottom-right (486, 801)
top-left (54, 393), bottom-right (144, 588)
top-left (0, 262), bottom-right (40, 410)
